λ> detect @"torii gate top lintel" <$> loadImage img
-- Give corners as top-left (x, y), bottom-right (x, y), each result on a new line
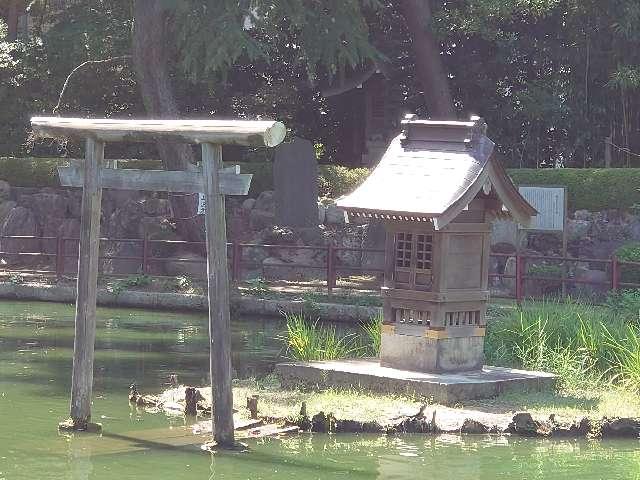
top-left (31, 116), bottom-right (287, 147)
top-left (32, 116), bottom-right (286, 448)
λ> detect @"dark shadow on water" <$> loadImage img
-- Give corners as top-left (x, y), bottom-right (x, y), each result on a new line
top-left (98, 432), bottom-right (376, 478)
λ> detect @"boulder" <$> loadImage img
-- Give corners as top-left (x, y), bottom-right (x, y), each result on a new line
top-left (318, 203), bottom-right (326, 224)
top-left (574, 209), bottom-right (592, 221)
top-left (508, 412), bottom-right (550, 437)
top-left (0, 200), bottom-right (17, 226)
top-left (0, 180), bottom-right (10, 201)
top-left (574, 267), bottom-right (609, 296)
top-left (0, 206), bottom-right (39, 265)
top-left (460, 419), bottom-right (489, 434)
top-left (601, 418), bottom-right (640, 438)
top-left (249, 208), bottom-right (276, 230)
top-left (567, 219), bottom-right (591, 242)
top-left (263, 256), bottom-right (325, 281)
top-left (164, 249), bottom-right (207, 278)
top-left (325, 203), bottom-right (346, 225)
top-left (254, 191), bottom-right (275, 214)
top-left (242, 198), bottom-right (256, 212)
top-left (18, 192), bottom-right (69, 224)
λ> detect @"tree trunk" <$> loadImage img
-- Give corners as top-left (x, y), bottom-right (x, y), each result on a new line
top-left (7, 0), bottom-right (21, 41)
top-left (132, 0), bottom-right (204, 244)
top-left (397, 0), bottom-right (456, 119)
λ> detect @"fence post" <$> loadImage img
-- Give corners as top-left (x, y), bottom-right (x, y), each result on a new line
top-left (232, 241), bottom-right (242, 282)
top-left (612, 255), bottom-right (619, 291)
top-left (515, 254), bottom-right (523, 303)
top-left (55, 235), bottom-right (64, 279)
top-left (141, 234), bottom-right (149, 274)
top-left (327, 244), bottom-right (335, 294)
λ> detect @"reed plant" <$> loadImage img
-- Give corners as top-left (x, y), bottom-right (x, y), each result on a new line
top-left (361, 313), bottom-right (382, 356)
top-left (485, 297), bottom-right (640, 391)
top-left (283, 312), bottom-right (363, 361)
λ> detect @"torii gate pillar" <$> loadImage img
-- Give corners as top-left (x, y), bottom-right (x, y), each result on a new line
top-left (31, 117), bottom-right (286, 448)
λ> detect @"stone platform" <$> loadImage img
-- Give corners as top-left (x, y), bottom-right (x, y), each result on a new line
top-left (275, 359), bottom-right (556, 405)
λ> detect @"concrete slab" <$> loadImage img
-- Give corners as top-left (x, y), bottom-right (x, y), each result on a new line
top-left (275, 358), bottom-right (556, 405)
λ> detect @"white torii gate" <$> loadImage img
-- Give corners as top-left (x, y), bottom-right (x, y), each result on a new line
top-left (30, 117), bottom-right (286, 448)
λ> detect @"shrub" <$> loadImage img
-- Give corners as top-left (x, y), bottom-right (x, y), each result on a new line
top-left (605, 289), bottom-right (640, 320)
top-left (0, 157), bottom-right (62, 187)
top-left (615, 243), bottom-right (640, 285)
top-left (507, 168), bottom-right (640, 211)
top-left (318, 165), bottom-right (370, 199)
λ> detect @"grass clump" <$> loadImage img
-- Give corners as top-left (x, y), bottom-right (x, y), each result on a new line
top-left (283, 311), bottom-right (382, 361)
top-left (283, 312), bottom-right (363, 361)
top-left (485, 298), bottom-right (640, 392)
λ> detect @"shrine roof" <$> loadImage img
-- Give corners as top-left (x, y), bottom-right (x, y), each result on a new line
top-left (336, 116), bottom-right (536, 229)
top-left (30, 117), bottom-right (286, 147)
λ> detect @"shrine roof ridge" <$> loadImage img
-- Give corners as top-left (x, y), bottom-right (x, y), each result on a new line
top-left (336, 115), bottom-right (536, 229)
top-left (30, 117), bottom-right (287, 147)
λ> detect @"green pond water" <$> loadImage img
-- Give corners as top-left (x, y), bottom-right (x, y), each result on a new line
top-left (1, 300), bottom-right (640, 480)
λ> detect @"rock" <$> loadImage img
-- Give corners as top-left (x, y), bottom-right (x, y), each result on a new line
top-left (550, 417), bottom-right (591, 438)
top-left (311, 412), bottom-right (335, 433)
top-left (460, 418), bottom-right (489, 434)
top-left (601, 418), bottom-right (640, 438)
top-left (18, 192), bottom-right (69, 224)
top-left (503, 256), bottom-right (516, 293)
top-left (574, 267), bottom-right (608, 296)
top-left (58, 218), bottom-right (81, 274)
top-left (567, 219), bottom-right (592, 242)
top-left (254, 191), bottom-right (275, 214)
top-left (164, 249), bottom-right (207, 278)
top-left (574, 209), bottom-right (592, 221)
top-left (491, 242), bottom-right (517, 255)
top-left (491, 218), bottom-right (518, 247)
top-left (140, 197), bottom-right (171, 217)
top-left (0, 180), bottom-right (10, 201)
top-left (508, 412), bottom-right (551, 437)
top-left (318, 203), bottom-right (326, 224)
top-left (0, 206), bottom-right (39, 265)
top-left (249, 208), bottom-right (276, 230)
top-left (274, 138), bottom-right (319, 227)
top-left (361, 220), bottom-right (386, 272)
top-left (325, 203), bottom-right (346, 225)
top-left (262, 256), bottom-right (325, 281)
top-left (242, 198), bottom-right (256, 212)
top-left (0, 200), bottom-right (17, 226)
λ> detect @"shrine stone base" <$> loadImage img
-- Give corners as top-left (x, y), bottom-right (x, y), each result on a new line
top-left (275, 359), bottom-right (556, 405)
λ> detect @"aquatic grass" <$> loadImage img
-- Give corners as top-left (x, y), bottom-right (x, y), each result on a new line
top-left (283, 311), bottom-right (363, 361)
top-left (486, 297), bottom-right (640, 391)
top-left (361, 313), bottom-right (382, 356)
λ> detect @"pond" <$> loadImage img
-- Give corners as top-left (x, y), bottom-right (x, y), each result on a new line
top-left (1, 300), bottom-right (639, 480)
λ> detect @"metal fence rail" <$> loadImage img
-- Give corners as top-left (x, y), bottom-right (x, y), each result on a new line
top-left (0, 234), bottom-right (638, 299)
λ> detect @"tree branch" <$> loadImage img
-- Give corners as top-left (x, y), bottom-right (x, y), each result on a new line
top-left (53, 55), bottom-right (132, 115)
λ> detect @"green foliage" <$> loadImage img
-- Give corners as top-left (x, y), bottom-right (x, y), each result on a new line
top-left (485, 298), bottom-right (640, 391)
top-left (318, 165), bottom-right (370, 199)
top-left (527, 264), bottom-right (562, 278)
top-left (283, 312), bottom-right (363, 361)
top-left (107, 275), bottom-right (152, 296)
top-left (361, 313), bottom-right (382, 356)
top-left (605, 289), bottom-right (640, 320)
top-left (245, 278), bottom-right (270, 297)
top-left (614, 243), bottom-right (640, 285)
top-left (0, 157), bottom-right (61, 187)
top-left (508, 168), bottom-right (640, 211)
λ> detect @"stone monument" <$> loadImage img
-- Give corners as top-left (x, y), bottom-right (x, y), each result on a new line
top-left (274, 137), bottom-right (318, 227)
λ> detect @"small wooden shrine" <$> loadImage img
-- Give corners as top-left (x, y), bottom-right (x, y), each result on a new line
top-left (337, 115), bottom-right (536, 373)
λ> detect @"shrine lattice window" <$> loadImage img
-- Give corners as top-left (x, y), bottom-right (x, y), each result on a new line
top-left (395, 233), bottom-right (433, 271)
